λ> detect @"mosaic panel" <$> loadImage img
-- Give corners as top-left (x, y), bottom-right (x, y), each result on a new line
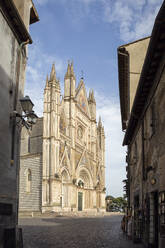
top-left (78, 91), bottom-right (87, 113)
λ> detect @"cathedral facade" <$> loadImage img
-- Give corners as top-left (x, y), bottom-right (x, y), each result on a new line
top-left (19, 63), bottom-right (106, 213)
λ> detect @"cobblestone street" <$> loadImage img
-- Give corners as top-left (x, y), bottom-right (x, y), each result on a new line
top-left (19, 214), bottom-right (144, 248)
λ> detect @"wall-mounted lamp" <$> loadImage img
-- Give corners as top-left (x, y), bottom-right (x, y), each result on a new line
top-left (12, 95), bottom-right (38, 129)
top-left (20, 95), bottom-right (34, 113)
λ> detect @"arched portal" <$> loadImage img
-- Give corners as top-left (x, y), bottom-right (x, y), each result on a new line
top-left (61, 169), bottom-right (69, 208)
top-left (77, 167), bottom-right (93, 211)
top-left (78, 169), bottom-right (90, 188)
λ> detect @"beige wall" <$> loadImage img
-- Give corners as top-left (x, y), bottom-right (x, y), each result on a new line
top-left (121, 38), bottom-right (150, 112)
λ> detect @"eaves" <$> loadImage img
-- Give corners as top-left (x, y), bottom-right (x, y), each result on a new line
top-left (0, 0), bottom-right (32, 45)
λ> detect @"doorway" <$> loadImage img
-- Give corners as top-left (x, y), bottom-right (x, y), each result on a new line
top-left (78, 192), bottom-right (83, 211)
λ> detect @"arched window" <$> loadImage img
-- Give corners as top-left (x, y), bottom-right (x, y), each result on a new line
top-left (27, 169), bottom-right (32, 193)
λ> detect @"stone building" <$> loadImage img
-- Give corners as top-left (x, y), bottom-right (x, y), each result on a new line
top-left (0, 0), bottom-right (38, 246)
top-left (118, 2), bottom-right (165, 248)
top-left (19, 63), bottom-right (106, 214)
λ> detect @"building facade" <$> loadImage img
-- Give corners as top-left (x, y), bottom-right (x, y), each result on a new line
top-left (0, 0), bottom-right (38, 247)
top-left (19, 63), bottom-right (106, 214)
top-left (118, 2), bottom-right (165, 248)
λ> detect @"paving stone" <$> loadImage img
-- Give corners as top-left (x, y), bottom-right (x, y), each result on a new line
top-left (19, 215), bottom-right (144, 248)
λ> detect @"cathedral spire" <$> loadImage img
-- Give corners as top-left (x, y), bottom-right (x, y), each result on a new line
top-left (46, 74), bottom-right (49, 87)
top-left (88, 89), bottom-right (96, 104)
top-left (56, 78), bottom-right (61, 89)
top-left (98, 116), bottom-right (102, 127)
top-left (91, 90), bottom-right (96, 103)
top-left (50, 63), bottom-right (56, 81)
top-left (65, 61), bottom-right (71, 79)
top-left (88, 90), bottom-right (92, 101)
top-left (70, 61), bottom-right (76, 80)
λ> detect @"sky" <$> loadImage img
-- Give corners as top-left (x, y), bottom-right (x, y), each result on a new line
top-left (26, 0), bottom-right (163, 197)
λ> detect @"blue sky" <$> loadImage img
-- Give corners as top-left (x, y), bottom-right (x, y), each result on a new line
top-left (26, 0), bottom-right (163, 197)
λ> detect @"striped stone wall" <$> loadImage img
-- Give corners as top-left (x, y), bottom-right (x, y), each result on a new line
top-left (19, 154), bottom-right (42, 212)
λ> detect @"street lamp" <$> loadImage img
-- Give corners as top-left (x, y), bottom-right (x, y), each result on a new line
top-left (12, 95), bottom-right (38, 129)
top-left (20, 95), bottom-right (34, 113)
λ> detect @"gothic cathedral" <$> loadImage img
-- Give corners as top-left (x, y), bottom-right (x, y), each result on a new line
top-left (19, 63), bottom-right (106, 214)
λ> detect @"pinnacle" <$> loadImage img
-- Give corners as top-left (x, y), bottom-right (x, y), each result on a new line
top-left (91, 90), bottom-right (96, 103)
top-left (65, 62), bottom-right (71, 79)
top-left (56, 78), bottom-right (60, 88)
top-left (88, 89), bottom-right (96, 103)
top-left (65, 61), bottom-right (76, 80)
top-left (50, 63), bottom-right (56, 81)
top-left (88, 90), bottom-right (92, 101)
top-left (46, 74), bottom-right (49, 87)
top-left (98, 116), bottom-right (102, 127)
top-left (70, 61), bottom-right (76, 79)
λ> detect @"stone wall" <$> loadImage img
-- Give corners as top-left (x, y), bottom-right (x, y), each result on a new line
top-left (0, 9), bottom-right (26, 237)
top-left (19, 154), bottom-right (42, 212)
top-left (21, 118), bottom-right (43, 155)
top-left (128, 57), bottom-right (165, 247)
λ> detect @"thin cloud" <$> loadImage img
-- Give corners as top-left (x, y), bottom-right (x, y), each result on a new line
top-left (102, 0), bottom-right (163, 42)
top-left (34, 0), bottom-right (163, 42)
top-left (25, 42), bottom-right (66, 116)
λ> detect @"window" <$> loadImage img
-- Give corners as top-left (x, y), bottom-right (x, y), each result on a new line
top-left (27, 169), bottom-right (32, 193)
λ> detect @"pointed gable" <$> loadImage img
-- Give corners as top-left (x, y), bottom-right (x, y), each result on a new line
top-left (75, 80), bottom-right (91, 117)
top-left (81, 152), bottom-right (89, 166)
top-left (59, 144), bottom-right (71, 171)
top-left (76, 148), bottom-right (90, 169)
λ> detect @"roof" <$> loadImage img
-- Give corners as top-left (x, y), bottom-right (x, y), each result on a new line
top-left (123, 1), bottom-right (165, 145)
top-left (118, 36), bottom-right (150, 49)
top-left (0, 0), bottom-right (32, 44)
